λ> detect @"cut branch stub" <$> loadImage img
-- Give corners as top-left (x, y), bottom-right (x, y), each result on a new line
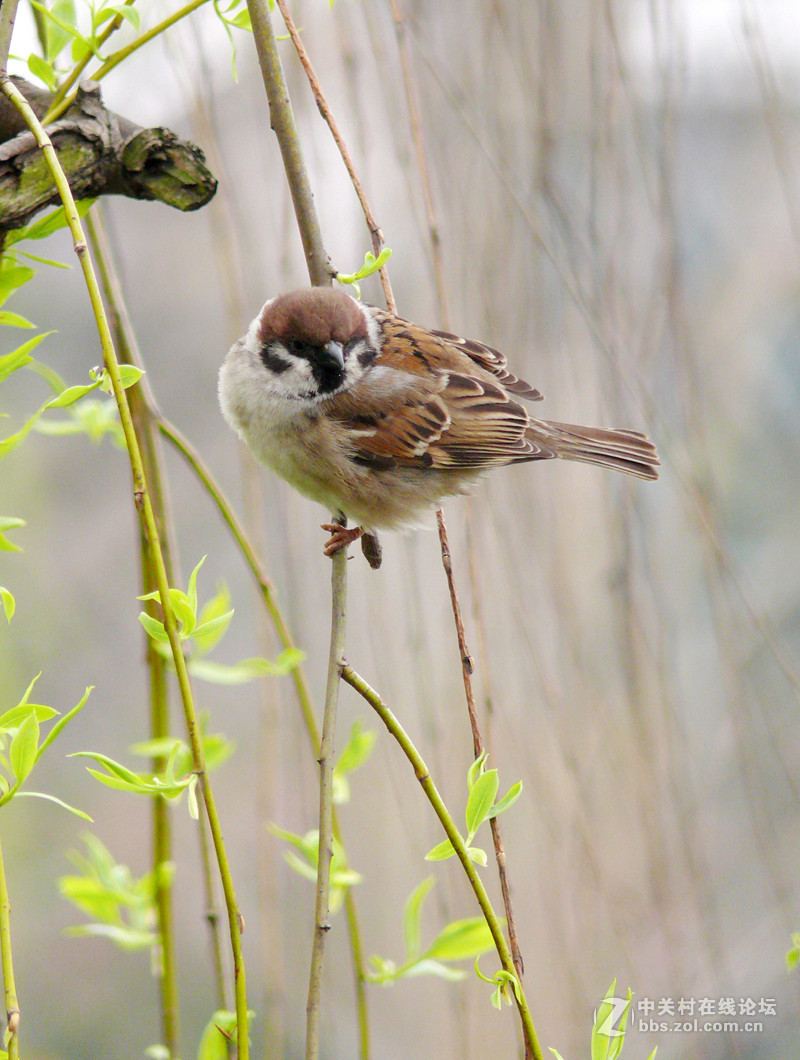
top-left (0, 77), bottom-right (217, 231)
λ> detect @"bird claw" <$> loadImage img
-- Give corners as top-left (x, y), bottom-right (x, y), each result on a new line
top-left (321, 522), bottom-right (363, 557)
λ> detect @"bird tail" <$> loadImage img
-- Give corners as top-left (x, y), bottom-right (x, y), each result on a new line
top-left (526, 419), bottom-right (660, 480)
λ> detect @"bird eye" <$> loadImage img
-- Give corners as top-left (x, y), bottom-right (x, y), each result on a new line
top-left (289, 338), bottom-right (306, 355)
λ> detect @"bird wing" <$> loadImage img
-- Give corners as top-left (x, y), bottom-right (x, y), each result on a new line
top-left (324, 311), bottom-right (554, 470)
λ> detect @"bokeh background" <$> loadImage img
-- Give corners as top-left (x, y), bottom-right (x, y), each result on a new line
top-left (1, 0), bottom-right (799, 1056)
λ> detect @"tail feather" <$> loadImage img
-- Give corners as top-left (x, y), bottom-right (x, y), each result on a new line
top-left (527, 419), bottom-right (660, 480)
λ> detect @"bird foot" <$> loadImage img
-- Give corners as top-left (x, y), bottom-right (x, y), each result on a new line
top-left (320, 524), bottom-right (383, 569)
top-left (321, 522), bottom-right (364, 557)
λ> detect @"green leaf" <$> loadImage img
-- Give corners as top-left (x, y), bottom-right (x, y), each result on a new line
top-left (465, 767), bottom-right (498, 839)
top-left (186, 555), bottom-right (206, 614)
top-left (467, 749), bottom-right (488, 789)
top-left (0, 333), bottom-right (51, 382)
top-left (0, 702), bottom-right (58, 730)
top-left (466, 845), bottom-right (487, 867)
top-left (187, 650), bottom-right (302, 685)
top-left (336, 720), bottom-right (376, 776)
top-left (36, 684), bottom-right (92, 760)
top-left (0, 517), bottom-right (25, 551)
top-left (336, 247), bottom-right (393, 285)
top-left (94, 3), bottom-right (141, 31)
top-left (168, 589), bottom-right (196, 636)
top-left (0, 587), bottom-right (14, 622)
top-left (425, 838), bottom-right (456, 862)
top-left (424, 917), bottom-right (496, 962)
top-left (0, 310), bottom-right (35, 329)
top-left (0, 261), bottom-right (35, 306)
top-left (190, 609), bottom-right (234, 645)
top-left (14, 790), bottom-right (92, 820)
top-left (71, 752), bottom-right (142, 785)
top-left (139, 611), bottom-right (168, 642)
top-left (9, 711), bottom-right (40, 785)
top-left (64, 922), bottom-right (156, 949)
top-left (26, 52), bottom-right (58, 91)
top-left (44, 378), bottom-right (102, 409)
top-left (488, 780), bottom-right (523, 821)
top-left (592, 981), bottom-right (631, 1060)
top-left (402, 876), bottom-right (434, 961)
top-left (4, 200), bottom-right (93, 248)
top-left (401, 958), bottom-right (467, 982)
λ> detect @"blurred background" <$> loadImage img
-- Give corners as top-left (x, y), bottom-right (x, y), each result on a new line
top-left (1, 0), bottom-right (799, 1056)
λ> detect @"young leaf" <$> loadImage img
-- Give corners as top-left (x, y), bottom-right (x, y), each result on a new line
top-left (26, 52), bottom-right (58, 91)
top-left (9, 711), bottom-right (40, 785)
top-left (488, 780), bottom-right (523, 821)
top-left (336, 720), bottom-right (376, 776)
top-left (0, 333), bottom-right (51, 382)
top-left (402, 876), bottom-right (435, 961)
top-left (186, 655), bottom-right (291, 685)
top-left (186, 555), bottom-right (206, 614)
top-left (465, 767), bottom-right (499, 839)
top-left (425, 838), bottom-right (456, 862)
top-left (139, 611), bottom-right (168, 642)
top-left (0, 517), bottom-right (25, 551)
top-left (0, 310), bottom-right (34, 328)
top-left (424, 917), bottom-right (496, 962)
top-left (0, 587), bottom-right (14, 622)
top-left (467, 749), bottom-right (488, 789)
top-left (14, 790), bottom-right (92, 820)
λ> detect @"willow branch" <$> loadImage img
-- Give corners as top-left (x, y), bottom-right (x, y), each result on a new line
top-left (340, 665), bottom-right (544, 1060)
top-left (42, 0), bottom-right (212, 124)
top-left (305, 539), bottom-right (348, 1060)
top-left (0, 831), bottom-right (20, 1060)
top-left (273, 0), bottom-right (394, 309)
top-left (0, 76), bottom-right (249, 1059)
top-left (247, 0), bottom-right (330, 286)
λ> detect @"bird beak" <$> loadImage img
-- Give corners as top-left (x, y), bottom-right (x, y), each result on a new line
top-left (321, 341), bottom-right (345, 370)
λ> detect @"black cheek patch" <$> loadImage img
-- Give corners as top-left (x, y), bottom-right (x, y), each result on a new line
top-left (261, 345), bottom-right (291, 374)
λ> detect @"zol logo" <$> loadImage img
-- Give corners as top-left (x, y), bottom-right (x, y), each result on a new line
top-left (595, 996), bottom-right (631, 1038)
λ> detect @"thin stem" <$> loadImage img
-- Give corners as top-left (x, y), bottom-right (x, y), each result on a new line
top-left (0, 831), bottom-right (20, 1060)
top-left (86, 207), bottom-right (181, 1057)
top-left (246, 0), bottom-right (331, 287)
top-left (42, 0), bottom-right (138, 120)
top-left (0, 77), bottom-right (249, 1058)
top-left (305, 538), bottom-right (348, 1060)
top-left (340, 665), bottom-right (544, 1060)
top-left (42, 0), bottom-right (211, 124)
top-left (435, 512), bottom-right (527, 997)
top-left (273, 0), bottom-right (394, 309)
top-left (387, 0), bottom-right (448, 319)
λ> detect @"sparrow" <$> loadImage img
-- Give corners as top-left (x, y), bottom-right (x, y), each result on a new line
top-left (218, 287), bottom-right (659, 566)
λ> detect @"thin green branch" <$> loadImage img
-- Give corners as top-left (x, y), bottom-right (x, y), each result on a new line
top-left (0, 76), bottom-right (249, 1059)
top-left (85, 208), bottom-right (181, 1057)
top-left (42, 0), bottom-right (138, 120)
top-left (43, 0), bottom-right (211, 124)
top-left (305, 542), bottom-right (348, 1060)
top-left (0, 831), bottom-right (20, 1060)
top-left (340, 664), bottom-right (545, 1060)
